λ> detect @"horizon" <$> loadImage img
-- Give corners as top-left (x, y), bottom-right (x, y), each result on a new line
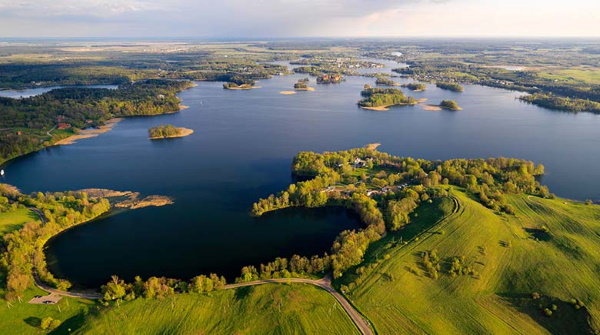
top-left (1, 0), bottom-right (598, 38)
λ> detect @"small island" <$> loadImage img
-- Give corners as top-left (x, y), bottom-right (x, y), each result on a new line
top-left (402, 83), bottom-right (427, 91)
top-left (316, 74), bottom-right (343, 84)
top-left (149, 124), bottom-right (194, 139)
top-left (375, 77), bottom-right (399, 86)
top-left (436, 82), bottom-right (464, 92)
top-left (294, 78), bottom-right (315, 91)
top-left (223, 83), bottom-right (257, 90)
top-left (358, 84), bottom-right (417, 111)
top-left (439, 100), bottom-right (462, 111)
top-left (223, 77), bottom-right (258, 90)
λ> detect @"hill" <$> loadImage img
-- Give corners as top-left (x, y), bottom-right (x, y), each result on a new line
top-left (345, 189), bottom-right (600, 334)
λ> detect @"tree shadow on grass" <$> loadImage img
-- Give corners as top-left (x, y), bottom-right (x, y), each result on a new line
top-left (234, 286), bottom-right (255, 301)
top-left (24, 316), bottom-right (41, 328)
top-left (499, 293), bottom-right (594, 335)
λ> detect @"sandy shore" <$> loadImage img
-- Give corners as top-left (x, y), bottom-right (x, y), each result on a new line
top-left (365, 143), bottom-right (381, 151)
top-left (280, 91), bottom-right (297, 95)
top-left (225, 85), bottom-right (262, 90)
top-left (149, 127), bottom-right (194, 139)
top-left (360, 99), bottom-right (423, 111)
top-left (54, 118), bottom-right (123, 145)
top-left (361, 106), bottom-right (390, 111)
top-left (296, 87), bottom-right (315, 91)
top-left (421, 104), bottom-right (442, 111)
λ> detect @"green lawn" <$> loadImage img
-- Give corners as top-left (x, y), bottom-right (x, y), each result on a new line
top-left (75, 284), bottom-right (360, 335)
top-left (0, 208), bottom-right (39, 235)
top-left (348, 190), bottom-right (600, 334)
top-left (0, 287), bottom-right (96, 335)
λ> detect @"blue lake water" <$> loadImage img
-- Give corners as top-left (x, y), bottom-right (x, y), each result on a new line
top-left (0, 85), bottom-right (118, 99)
top-left (1, 61), bottom-right (599, 287)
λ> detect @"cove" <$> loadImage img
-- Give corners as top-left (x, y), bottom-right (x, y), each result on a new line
top-left (45, 206), bottom-right (360, 288)
top-left (1, 60), bottom-right (599, 288)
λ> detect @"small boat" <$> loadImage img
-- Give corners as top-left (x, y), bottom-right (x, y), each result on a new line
top-left (0, 169), bottom-right (4, 176)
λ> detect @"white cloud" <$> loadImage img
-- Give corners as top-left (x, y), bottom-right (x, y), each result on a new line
top-left (0, 0), bottom-right (597, 37)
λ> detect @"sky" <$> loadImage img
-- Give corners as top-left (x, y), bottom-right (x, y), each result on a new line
top-left (0, 0), bottom-right (598, 38)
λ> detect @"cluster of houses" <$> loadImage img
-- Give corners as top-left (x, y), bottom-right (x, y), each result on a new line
top-left (321, 183), bottom-right (409, 198)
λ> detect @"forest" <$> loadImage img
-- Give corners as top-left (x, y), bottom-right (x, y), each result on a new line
top-left (0, 186), bottom-right (111, 301)
top-left (0, 79), bottom-right (193, 165)
top-left (519, 93), bottom-right (600, 113)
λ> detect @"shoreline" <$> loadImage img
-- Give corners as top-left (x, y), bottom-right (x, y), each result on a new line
top-left (360, 98), bottom-right (425, 111)
top-left (149, 127), bottom-right (194, 139)
top-left (225, 85), bottom-right (262, 90)
top-left (54, 118), bottom-right (123, 145)
top-left (53, 102), bottom-right (189, 146)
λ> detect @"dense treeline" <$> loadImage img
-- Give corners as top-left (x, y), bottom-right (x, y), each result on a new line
top-left (375, 77), bottom-right (399, 86)
top-left (402, 83), bottom-right (427, 91)
top-left (0, 79), bottom-right (193, 165)
top-left (0, 186), bottom-right (111, 301)
top-left (101, 273), bottom-right (226, 302)
top-left (294, 81), bottom-right (308, 89)
top-left (520, 93), bottom-right (600, 113)
top-left (149, 125), bottom-right (184, 139)
top-left (436, 82), bottom-right (464, 92)
top-left (358, 86), bottom-right (417, 107)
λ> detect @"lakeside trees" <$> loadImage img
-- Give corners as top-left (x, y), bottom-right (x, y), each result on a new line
top-left (0, 79), bottom-right (193, 165)
top-left (439, 100), bottom-right (461, 111)
top-left (358, 87), bottom-right (417, 108)
top-left (148, 125), bottom-right (188, 139)
top-left (436, 82), bottom-right (464, 92)
top-left (520, 93), bottom-right (600, 113)
top-left (375, 77), bottom-right (399, 86)
top-left (402, 83), bottom-right (427, 91)
top-left (0, 187), bottom-right (111, 301)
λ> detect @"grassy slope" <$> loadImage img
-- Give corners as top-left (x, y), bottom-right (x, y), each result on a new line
top-left (0, 208), bottom-right (40, 235)
top-left (350, 189), bottom-right (600, 334)
top-left (76, 284), bottom-right (359, 335)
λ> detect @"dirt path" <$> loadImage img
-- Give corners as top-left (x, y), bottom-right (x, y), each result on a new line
top-left (224, 275), bottom-right (374, 335)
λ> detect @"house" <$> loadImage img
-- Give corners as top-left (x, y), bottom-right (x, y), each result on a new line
top-left (353, 157), bottom-right (367, 168)
top-left (57, 123), bottom-right (71, 130)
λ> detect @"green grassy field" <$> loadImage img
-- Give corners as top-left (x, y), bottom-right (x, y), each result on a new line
top-left (75, 283), bottom-right (359, 335)
top-left (0, 287), bottom-right (96, 335)
top-left (0, 208), bottom-right (39, 235)
top-left (348, 189), bottom-right (600, 334)
top-left (539, 68), bottom-right (600, 85)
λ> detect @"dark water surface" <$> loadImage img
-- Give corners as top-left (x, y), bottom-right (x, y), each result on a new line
top-left (1, 61), bottom-right (599, 287)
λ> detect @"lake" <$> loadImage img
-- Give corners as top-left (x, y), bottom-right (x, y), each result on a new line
top-left (1, 60), bottom-right (599, 288)
top-left (0, 85), bottom-right (118, 99)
